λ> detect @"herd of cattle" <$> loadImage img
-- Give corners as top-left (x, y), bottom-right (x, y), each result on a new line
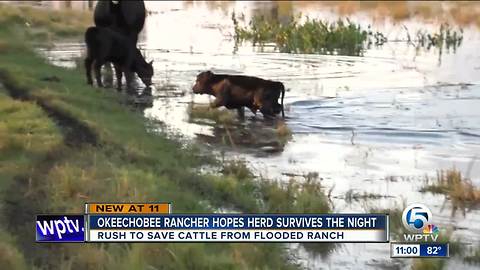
top-left (85, 0), bottom-right (285, 118)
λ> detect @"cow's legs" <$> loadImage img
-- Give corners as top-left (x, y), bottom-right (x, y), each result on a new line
top-left (103, 62), bottom-right (114, 88)
top-left (260, 105), bottom-right (275, 119)
top-left (125, 68), bottom-right (136, 95)
top-left (210, 97), bottom-right (223, 108)
top-left (93, 60), bottom-right (104, 88)
top-left (85, 57), bottom-right (94, 85)
top-left (210, 81), bottom-right (231, 108)
top-left (113, 63), bottom-right (123, 91)
top-left (237, 107), bottom-right (245, 120)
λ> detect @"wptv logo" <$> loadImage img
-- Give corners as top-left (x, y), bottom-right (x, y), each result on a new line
top-left (402, 203), bottom-right (440, 242)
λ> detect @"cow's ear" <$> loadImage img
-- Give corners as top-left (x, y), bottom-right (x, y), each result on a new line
top-left (149, 60), bottom-right (154, 65)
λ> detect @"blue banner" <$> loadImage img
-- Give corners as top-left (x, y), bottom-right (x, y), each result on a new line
top-left (419, 243), bottom-right (449, 257)
top-left (36, 215), bottom-right (85, 242)
top-left (88, 214), bottom-right (387, 230)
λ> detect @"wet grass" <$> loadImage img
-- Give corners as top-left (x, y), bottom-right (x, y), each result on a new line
top-left (0, 4), bottom-right (330, 269)
top-left (188, 103), bottom-right (237, 125)
top-left (233, 12), bottom-right (463, 56)
top-left (464, 245), bottom-right (480, 265)
top-left (412, 23), bottom-right (463, 52)
top-left (188, 103), bottom-right (292, 152)
top-left (343, 190), bottom-right (391, 204)
top-left (420, 168), bottom-right (480, 215)
top-left (233, 13), bottom-right (378, 56)
top-left (222, 159), bottom-right (254, 180)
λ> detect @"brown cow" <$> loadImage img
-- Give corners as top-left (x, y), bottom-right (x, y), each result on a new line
top-left (192, 71), bottom-right (285, 118)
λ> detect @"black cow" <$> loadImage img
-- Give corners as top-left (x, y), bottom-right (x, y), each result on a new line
top-left (94, 0), bottom-right (146, 45)
top-left (84, 26), bottom-right (153, 91)
top-left (93, 0), bottom-right (147, 89)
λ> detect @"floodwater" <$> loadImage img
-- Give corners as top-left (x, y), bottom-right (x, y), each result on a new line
top-left (38, 1), bottom-right (480, 269)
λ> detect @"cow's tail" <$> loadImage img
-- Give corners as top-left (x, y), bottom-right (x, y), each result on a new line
top-left (280, 82), bottom-right (285, 118)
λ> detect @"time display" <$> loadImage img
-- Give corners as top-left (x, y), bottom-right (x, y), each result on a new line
top-left (391, 244), bottom-right (420, 257)
top-left (391, 243), bottom-right (449, 258)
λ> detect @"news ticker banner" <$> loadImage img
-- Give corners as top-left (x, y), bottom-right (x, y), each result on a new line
top-left (391, 242), bottom-right (449, 258)
top-left (36, 203), bottom-right (388, 243)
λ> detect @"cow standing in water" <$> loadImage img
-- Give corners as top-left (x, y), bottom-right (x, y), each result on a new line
top-left (192, 71), bottom-right (285, 119)
top-left (92, 0), bottom-right (147, 92)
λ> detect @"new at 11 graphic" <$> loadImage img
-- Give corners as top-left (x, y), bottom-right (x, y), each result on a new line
top-left (391, 203), bottom-right (449, 258)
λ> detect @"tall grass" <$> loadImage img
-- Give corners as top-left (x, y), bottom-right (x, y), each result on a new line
top-left (233, 13), bottom-right (379, 56)
top-left (421, 168), bottom-right (480, 215)
top-left (233, 12), bottom-right (463, 56)
top-left (413, 23), bottom-right (463, 51)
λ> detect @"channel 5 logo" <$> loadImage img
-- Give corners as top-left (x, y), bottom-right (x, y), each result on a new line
top-left (402, 203), bottom-right (432, 233)
top-left (402, 203), bottom-right (440, 241)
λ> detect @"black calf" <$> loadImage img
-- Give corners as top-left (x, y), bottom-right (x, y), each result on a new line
top-left (84, 26), bottom-right (153, 91)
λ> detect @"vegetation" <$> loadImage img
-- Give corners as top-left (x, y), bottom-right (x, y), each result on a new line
top-left (344, 190), bottom-right (390, 204)
top-left (188, 103), bottom-right (292, 151)
top-left (232, 13), bottom-right (463, 56)
top-left (233, 13), bottom-right (380, 56)
top-left (412, 23), bottom-right (463, 51)
top-left (464, 245), bottom-right (480, 265)
top-left (188, 103), bottom-right (237, 125)
top-left (421, 168), bottom-right (480, 215)
top-left (411, 258), bottom-right (446, 270)
top-left (0, 3), bottom-right (331, 269)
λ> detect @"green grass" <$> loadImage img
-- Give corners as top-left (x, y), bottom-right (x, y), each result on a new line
top-left (0, 4), bottom-right (331, 269)
top-left (233, 13), bottom-right (376, 56)
top-left (232, 12), bottom-right (463, 56)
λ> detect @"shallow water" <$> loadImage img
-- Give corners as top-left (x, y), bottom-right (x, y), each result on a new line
top-left (38, 1), bottom-right (480, 269)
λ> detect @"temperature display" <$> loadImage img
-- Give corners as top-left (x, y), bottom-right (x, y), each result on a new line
top-left (420, 243), bottom-right (449, 257)
top-left (391, 243), bottom-right (449, 258)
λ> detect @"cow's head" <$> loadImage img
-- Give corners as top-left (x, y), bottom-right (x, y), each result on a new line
top-left (192, 71), bottom-right (213, 94)
top-left (138, 60), bottom-right (154, 87)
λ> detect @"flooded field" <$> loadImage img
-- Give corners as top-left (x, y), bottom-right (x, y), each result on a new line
top-left (38, 1), bottom-right (480, 269)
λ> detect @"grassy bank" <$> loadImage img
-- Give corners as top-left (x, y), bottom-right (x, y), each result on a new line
top-left (0, 3), bottom-right (331, 269)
